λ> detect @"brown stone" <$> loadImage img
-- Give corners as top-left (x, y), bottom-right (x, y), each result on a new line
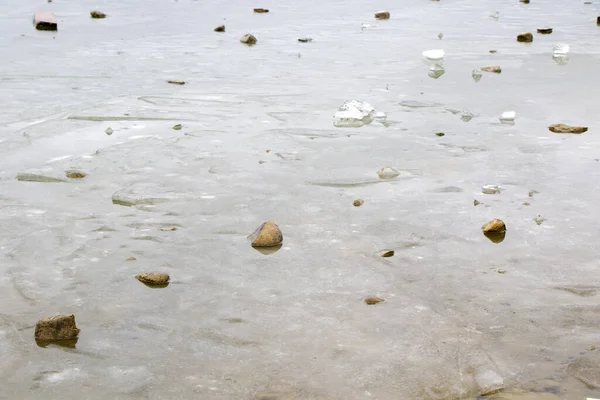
top-left (253, 8), bottom-right (269, 13)
top-left (380, 250), bottom-right (394, 258)
top-left (597, 16), bottom-right (600, 25)
top-left (482, 218), bottom-right (506, 233)
top-left (33, 11), bottom-right (57, 31)
top-left (90, 11), bottom-right (106, 19)
top-left (35, 314), bottom-right (80, 342)
top-left (480, 65), bottom-right (501, 73)
top-left (375, 11), bottom-right (390, 20)
top-left (126, 256), bottom-right (137, 261)
top-left (214, 25), bottom-right (225, 32)
top-left (517, 32), bottom-right (533, 42)
top-left (365, 296), bottom-right (384, 305)
top-left (248, 221), bottom-right (283, 247)
top-left (65, 170), bottom-right (86, 179)
top-left (136, 272), bottom-right (170, 286)
top-left (537, 27), bottom-right (553, 34)
top-left (240, 34), bottom-right (257, 45)
top-left (520, 0), bottom-right (530, 3)
top-left (548, 123), bottom-right (588, 134)
top-left (353, 199), bottom-right (364, 207)
top-left (167, 80), bottom-right (185, 85)
top-left (474, 199), bottom-right (481, 206)
top-left (489, 50), bottom-right (497, 53)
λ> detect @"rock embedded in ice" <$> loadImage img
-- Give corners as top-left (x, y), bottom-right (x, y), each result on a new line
top-left (333, 100), bottom-right (376, 128)
top-left (499, 110), bottom-right (516, 124)
top-left (90, 10), bottom-right (106, 19)
top-left (422, 49), bottom-right (444, 60)
top-left (376, 166), bottom-right (400, 179)
top-left (364, 296), bottom-right (384, 305)
top-left (537, 27), bottom-right (553, 34)
top-left (481, 65), bottom-right (501, 73)
top-left (248, 221), bottom-right (283, 248)
top-left (428, 63), bottom-right (445, 79)
top-left (136, 272), bottom-right (170, 286)
top-left (482, 185), bottom-right (500, 194)
top-left (105, 127), bottom-right (114, 135)
top-left (65, 170), bottom-right (87, 179)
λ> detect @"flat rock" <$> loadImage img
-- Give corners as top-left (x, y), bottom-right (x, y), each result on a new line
top-left (253, 8), bottom-right (269, 13)
top-left (566, 350), bottom-right (600, 388)
top-left (380, 250), bottom-right (394, 257)
top-left (240, 34), bottom-right (257, 45)
top-left (365, 296), bottom-right (384, 305)
top-left (248, 221), bottom-right (283, 248)
top-left (35, 314), bottom-right (80, 342)
top-left (167, 80), bottom-right (185, 85)
top-left (136, 272), bottom-right (170, 286)
top-left (214, 25), bottom-right (225, 32)
top-left (481, 65), bottom-right (501, 73)
top-left (90, 11), bottom-right (106, 19)
top-left (297, 37), bottom-right (313, 43)
top-left (537, 27), bottom-right (553, 34)
top-left (16, 173), bottom-right (67, 183)
top-left (548, 123), bottom-right (587, 134)
top-left (33, 11), bottom-right (57, 31)
top-left (482, 218), bottom-right (506, 233)
top-left (375, 11), bottom-right (390, 19)
top-left (517, 32), bottom-right (533, 42)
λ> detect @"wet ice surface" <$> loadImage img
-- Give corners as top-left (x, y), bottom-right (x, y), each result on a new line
top-left (1, 0), bottom-right (600, 399)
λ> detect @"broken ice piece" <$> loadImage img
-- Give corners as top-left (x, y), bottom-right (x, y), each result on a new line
top-left (461, 111), bottom-right (474, 122)
top-left (333, 100), bottom-right (376, 128)
top-left (482, 185), bottom-right (500, 194)
top-left (499, 111), bottom-right (516, 124)
top-left (553, 43), bottom-right (570, 55)
top-left (472, 68), bottom-right (483, 82)
top-left (376, 166), bottom-right (400, 179)
top-left (428, 63), bottom-right (445, 79)
top-left (422, 49), bottom-right (444, 60)
top-left (553, 54), bottom-right (569, 65)
top-left (361, 23), bottom-right (370, 30)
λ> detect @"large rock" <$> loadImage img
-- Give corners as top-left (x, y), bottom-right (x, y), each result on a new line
top-left (33, 11), bottom-right (57, 31)
top-left (566, 350), bottom-right (600, 388)
top-left (548, 123), bottom-right (587, 134)
top-left (517, 32), bottom-right (533, 42)
top-left (248, 221), bottom-right (283, 248)
top-left (34, 314), bottom-right (80, 342)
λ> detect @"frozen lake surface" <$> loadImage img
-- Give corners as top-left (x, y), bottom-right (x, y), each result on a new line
top-left (1, 0), bottom-right (600, 399)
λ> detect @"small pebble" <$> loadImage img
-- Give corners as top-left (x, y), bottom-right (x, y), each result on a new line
top-left (126, 256), bottom-right (137, 261)
top-left (537, 27), bottom-right (553, 34)
top-left (517, 32), bottom-right (533, 43)
top-left (435, 132), bottom-right (445, 137)
top-left (248, 221), bottom-right (283, 248)
top-left (534, 215), bottom-right (545, 225)
top-left (167, 80), bottom-right (185, 85)
top-left (474, 200), bottom-right (481, 206)
top-left (298, 37), bottom-right (313, 43)
top-left (158, 226), bottom-right (177, 231)
top-left (353, 199), bottom-right (364, 207)
top-left (90, 10), bottom-right (106, 19)
top-left (497, 269), bottom-right (507, 274)
top-left (240, 34), bottom-right (257, 45)
top-left (214, 25), bottom-right (225, 32)
top-left (172, 124), bottom-right (182, 130)
top-left (482, 218), bottom-right (506, 233)
top-left (481, 65), bottom-right (501, 73)
top-left (65, 170), bottom-right (86, 179)
top-left (365, 297), bottom-right (385, 305)
top-left (374, 11), bottom-right (390, 20)
top-left (253, 8), bottom-right (269, 13)
top-left (380, 250), bottom-right (394, 258)
top-left (105, 127), bottom-right (113, 135)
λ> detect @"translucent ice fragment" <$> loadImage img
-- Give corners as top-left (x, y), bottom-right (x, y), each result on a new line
top-left (333, 100), bottom-right (376, 128)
